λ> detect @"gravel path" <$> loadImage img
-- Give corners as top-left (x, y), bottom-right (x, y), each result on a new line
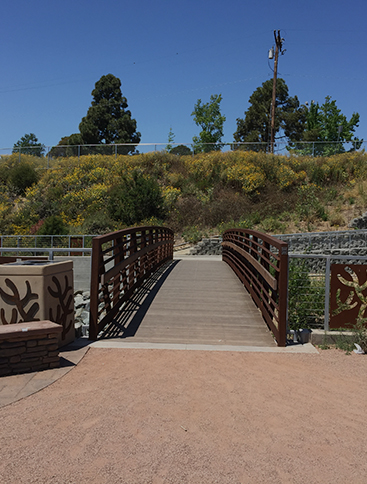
top-left (1, 347), bottom-right (367, 483)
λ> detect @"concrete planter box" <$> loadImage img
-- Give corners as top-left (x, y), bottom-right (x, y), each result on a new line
top-left (0, 260), bottom-right (75, 347)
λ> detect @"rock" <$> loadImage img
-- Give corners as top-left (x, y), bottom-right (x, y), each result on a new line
top-left (349, 212), bottom-right (367, 229)
top-left (74, 295), bottom-right (84, 308)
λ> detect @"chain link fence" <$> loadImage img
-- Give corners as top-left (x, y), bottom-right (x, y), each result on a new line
top-left (0, 140), bottom-right (366, 167)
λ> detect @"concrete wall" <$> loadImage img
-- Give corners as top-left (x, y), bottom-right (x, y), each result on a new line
top-left (54, 256), bottom-right (92, 292)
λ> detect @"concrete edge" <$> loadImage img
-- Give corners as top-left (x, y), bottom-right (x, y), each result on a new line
top-left (310, 329), bottom-right (356, 346)
top-left (90, 341), bottom-right (319, 354)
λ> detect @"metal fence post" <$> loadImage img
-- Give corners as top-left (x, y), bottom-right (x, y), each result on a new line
top-left (324, 256), bottom-right (331, 331)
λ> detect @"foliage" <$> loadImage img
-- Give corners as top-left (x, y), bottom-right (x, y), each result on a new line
top-left (80, 211), bottom-right (114, 235)
top-left (290, 97), bottom-right (362, 156)
top-left (8, 162), bottom-right (39, 195)
top-left (296, 184), bottom-right (328, 222)
top-left (165, 127), bottom-right (175, 152)
top-left (170, 144), bottom-right (192, 156)
top-left (49, 134), bottom-right (83, 157)
top-left (233, 79), bottom-right (306, 150)
top-left (2, 150), bottom-right (367, 237)
top-left (12, 133), bottom-right (45, 157)
top-left (181, 226), bottom-right (205, 244)
top-left (36, 215), bottom-right (68, 236)
top-left (79, 74), bottom-right (141, 154)
top-left (191, 94), bottom-right (226, 153)
top-left (288, 259), bottom-right (325, 330)
top-left (107, 170), bottom-right (166, 226)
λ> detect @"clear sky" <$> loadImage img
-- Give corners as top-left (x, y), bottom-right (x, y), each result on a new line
top-left (0, 0), bottom-right (366, 152)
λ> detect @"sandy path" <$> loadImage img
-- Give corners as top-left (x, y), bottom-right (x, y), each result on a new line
top-left (1, 347), bottom-right (367, 483)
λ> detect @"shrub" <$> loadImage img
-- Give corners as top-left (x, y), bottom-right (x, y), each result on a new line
top-left (170, 145), bottom-right (192, 156)
top-left (81, 211), bottom-right (114, 235)
top-left (9, 162), bottom-right (39, 195)
top-left (107, 170), bottom-right (166, 226)
top-left (288, 259), bottom-right (325, 330)
top-left (37, 215), bottom-right (68, 235)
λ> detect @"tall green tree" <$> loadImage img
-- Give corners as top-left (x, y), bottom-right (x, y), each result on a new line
top-left (233, 79), bottom-right (306, 151)
top-left (191, 94), bottom-right (226, 153)
top-left (79, 74), bottom-right (141, 154)
top-left (49, 133), bottom-right (83, 157)
top-left (12, 133), bottom-right (45, 157)
top-left (294, 96), bottom-right (362, 156)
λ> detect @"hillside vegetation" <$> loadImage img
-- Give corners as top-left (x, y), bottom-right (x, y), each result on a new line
top-left (1, 150), bottom-right (367, 242)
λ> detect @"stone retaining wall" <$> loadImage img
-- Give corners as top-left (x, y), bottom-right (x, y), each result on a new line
top-left (189, 230), bottom-right (367, 257)
top-left (276, 229), bottom-right (367, 254)
top-left (0, 321), bottom-right (62, 376)
top-left (190, 237), bottom-right (222, 255)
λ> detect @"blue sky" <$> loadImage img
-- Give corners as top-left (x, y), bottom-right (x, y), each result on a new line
top-left (0, 0), bottom-right (365, 152)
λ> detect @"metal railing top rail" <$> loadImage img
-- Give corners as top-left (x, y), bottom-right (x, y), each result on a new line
top-left (223, 227), bottom-right (289, 250)
top-left (289, 253), bottom-right (367, 260)
top-left (0, 247), bottom-right (92, 260)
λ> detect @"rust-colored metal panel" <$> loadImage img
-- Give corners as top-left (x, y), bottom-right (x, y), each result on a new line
top-left (330, 263), bottom-right (367, 329)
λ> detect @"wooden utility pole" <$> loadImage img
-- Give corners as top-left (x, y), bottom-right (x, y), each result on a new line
top-left (270, 30), bottom-right (283, 154)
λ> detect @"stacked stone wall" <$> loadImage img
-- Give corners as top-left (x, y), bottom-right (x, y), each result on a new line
top-left (0, 321), bottom-right (62, 376)
top-left (190, 237), bottom-right (222, 255)
top-left (189, 230), bottom-right (367, 258)
top-left (277, 229), bottom-right (367, 255)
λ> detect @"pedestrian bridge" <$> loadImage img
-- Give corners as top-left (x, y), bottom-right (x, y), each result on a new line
top-left (89, 226), bottom-right (288, 347)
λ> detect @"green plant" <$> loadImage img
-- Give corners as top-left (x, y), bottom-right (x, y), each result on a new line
top-left (334, 333), bottom-right (355, 354)
top-left (352, 319), bottom-right (367, 353)
top-left (259, 216), bottom-right (286, 234)
top-left (288, 259), bottom-right (325, 330)
top-left (81, 211), bottom-right (114, 235)
top-left (9, 162), bottom-right (39, 195)
top-left (37, 215), bottom-right (68, 236)
top-left (182, 226), bottom-right (204, 244)
top-left (107, 170), bottom-right (166, 226)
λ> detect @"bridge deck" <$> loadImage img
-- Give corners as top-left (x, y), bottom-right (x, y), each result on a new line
top-left (100, 258), bottom-right (276, 347)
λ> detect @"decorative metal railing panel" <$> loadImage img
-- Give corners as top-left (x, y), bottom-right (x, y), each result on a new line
top-left (89, 226), bottom-right (174, 340)
top-left (222, 229), bottom-right (288, 347)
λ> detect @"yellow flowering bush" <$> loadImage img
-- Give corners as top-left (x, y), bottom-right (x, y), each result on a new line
top-left (2, 150), bottom-right (367, 235)
top-left (225, 163), bottom-right (266, 194)
top-left (162, 186), bottom-right (181, 210)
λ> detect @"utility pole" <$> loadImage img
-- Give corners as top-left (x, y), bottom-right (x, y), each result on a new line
top-left (270, 30), bottom-right (284, 154)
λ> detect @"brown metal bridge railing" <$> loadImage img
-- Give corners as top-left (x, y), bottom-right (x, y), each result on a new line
top-left (222, 229), bottom-right (288, 347)
top-left (89, 226), bottom-right (174, 340)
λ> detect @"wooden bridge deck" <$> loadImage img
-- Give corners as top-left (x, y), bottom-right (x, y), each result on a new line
top-left (100, 258), bottom-right (276, 347)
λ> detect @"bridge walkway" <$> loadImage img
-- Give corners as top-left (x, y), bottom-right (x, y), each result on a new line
top-left (99, 257), bottom-right (276, 347)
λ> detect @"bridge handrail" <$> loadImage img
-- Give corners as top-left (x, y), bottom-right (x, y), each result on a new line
top-left (222, 229), bottom-right (288, 347)
top-left (89, 226), bottom-right (174, 340)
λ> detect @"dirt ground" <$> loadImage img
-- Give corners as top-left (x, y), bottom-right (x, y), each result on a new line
top-left (1, 347), bottom-right (367, 484)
